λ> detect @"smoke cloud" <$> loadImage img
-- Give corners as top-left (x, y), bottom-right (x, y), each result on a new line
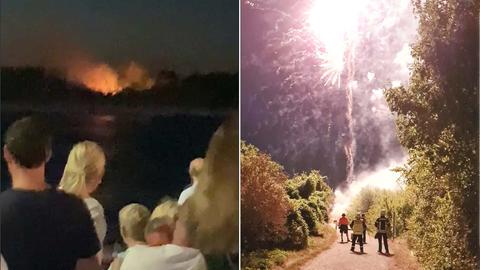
top-left (331, 158), bottom-right (406, 218)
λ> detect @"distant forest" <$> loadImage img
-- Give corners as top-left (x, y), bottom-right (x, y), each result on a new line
top-left (1, 67), bottom-right (238, 110)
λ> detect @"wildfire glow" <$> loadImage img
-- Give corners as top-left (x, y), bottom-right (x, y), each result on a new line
top-left (66, 60), bottom-right (155, 95)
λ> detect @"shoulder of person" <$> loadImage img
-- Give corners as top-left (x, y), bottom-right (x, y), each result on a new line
top-left (52, 190), bottom-right (95, 217)
top-left (84, 197), bottom-right (104, 212)
top-left (54, 189), bottom-right (86, 205)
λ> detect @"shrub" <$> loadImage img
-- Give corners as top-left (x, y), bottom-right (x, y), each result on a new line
top-left (241, 249), bottom-right (288, 270)
top-left (309, 193), bottom-right (329, 223)
top-left (241, 141), bottom-right (289, 251)
top-left (283, 206), bottom-right (309, 250)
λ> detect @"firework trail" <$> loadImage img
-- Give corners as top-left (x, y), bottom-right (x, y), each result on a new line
top-left (242, 0), bottom-right (417, 187)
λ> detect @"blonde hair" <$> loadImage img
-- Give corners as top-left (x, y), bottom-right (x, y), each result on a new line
top-left (182, 112), bottom-right (239, 254)
top-left (145, 216), bottom-right (175, 238)
top-left (150, 198), bottom-right (178, 221)
top-left (119, 203), bottom-right (151, 242)
top-left (59, 141), bottom-right (106, 197)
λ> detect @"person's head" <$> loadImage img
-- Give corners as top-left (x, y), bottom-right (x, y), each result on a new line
top-left (188, 158), bottom-right (204, 184)
top-left (119, 203), bottom-right (151, 246)
top-left (3, 116), bottom-right (52, 170)
top-left (356, 213), bottom-right (361, 220)
top-left (380, 210), bottom-right (386, 217)
top-left (150, 198), bottom-right (178, 221)
top-left (361, 213), bottom-right (365, 218)
top-left (178, 113), bottom-right (239, 253)
top-left (341, 213), bottom-right (346, 217)
top-left (58, 141), bottom-right (105, 198)
top-left (144, 216), bottom-right (175, 246)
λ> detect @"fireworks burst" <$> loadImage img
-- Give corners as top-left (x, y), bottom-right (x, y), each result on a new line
top-left (242, 0), bottom-right (417, 187)
top-left (307, 0), bottom-right (365, 87)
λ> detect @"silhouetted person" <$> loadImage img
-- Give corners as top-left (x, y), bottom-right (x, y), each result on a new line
top-left (0, 116), bottom-right (101, 270)
top-left (361, 213), bottom-right (367, 244)
top-left (375, 210), bottom-right (390, 255)
top-left (350, 213), bottom-right (364, 253)
top-left (338, 213), bottom-right (350, 243)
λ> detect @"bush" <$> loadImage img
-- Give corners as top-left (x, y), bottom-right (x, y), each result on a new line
top-left (241, 249), bottom-right (288, 270)
top-left (241, 142), bottom-right (290, 251)
top-left (283, 207), bottom-right (309, 250)
top-left (309, 193), bottom-right (329, 223)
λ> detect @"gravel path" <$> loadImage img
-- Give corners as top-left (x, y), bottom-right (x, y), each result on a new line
top-left (301, 225), bottom-right (395, 270)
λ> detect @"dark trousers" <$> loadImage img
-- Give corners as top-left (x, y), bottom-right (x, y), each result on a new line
top-left (363, 230), bottom-right (366, 243)
top-left (377, 233), bottom-right (389, 253)
top-left (351, 234), bottom-right (363, 250)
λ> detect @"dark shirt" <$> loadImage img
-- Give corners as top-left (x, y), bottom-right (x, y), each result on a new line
top-left (0, 188), bottom-right (100, 270)
top-left (375, 216), bottom-right (390, 233)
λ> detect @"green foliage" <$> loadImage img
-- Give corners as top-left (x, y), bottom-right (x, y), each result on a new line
top-left (384, 0), bottom-right (478, 268)
top-left (284, 206), bottom-right (309, 250)
top-left (401, 154), bottom-right (477, 269)
top-left (290, 199), bottom-right (319, 236)
top-left (241, 142), bottom-right (333, 256)
top-left (241, 141), bottom-right (290, 251)
top-left (241, 249), bottom-right (288, 270)
top-left (285, 171), bottom-right (333, 236)
top-left (347, 187), bottom-right (413, 238)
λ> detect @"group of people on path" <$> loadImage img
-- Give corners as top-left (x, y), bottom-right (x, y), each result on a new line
top-left (0, 114), bottom-right (239, 270)
top-left (335, 211), bottom-right (390, 255)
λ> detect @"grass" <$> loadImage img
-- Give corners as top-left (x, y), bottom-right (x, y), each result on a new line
top-left (242, 249), bottom-right (289, 270)
top-left (278, 224), bottom-right (337, 270)
top-left (241, 224), bottom-right (337, 270)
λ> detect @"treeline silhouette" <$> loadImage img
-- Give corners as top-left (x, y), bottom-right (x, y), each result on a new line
top-left (1, 67), bottom-right (238, 110)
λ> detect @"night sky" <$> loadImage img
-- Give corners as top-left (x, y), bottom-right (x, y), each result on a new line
top-left (1, 0), bottom-right (238, 74)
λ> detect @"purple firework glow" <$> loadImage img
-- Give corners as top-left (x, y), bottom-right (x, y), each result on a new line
top-left (242, 0), bottom-right (417, 190)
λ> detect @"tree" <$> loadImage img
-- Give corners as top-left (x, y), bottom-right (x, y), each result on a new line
top-left (385, 0), bottom-right (478, 268)
top-left (241, 141), bottom-right (290, 250)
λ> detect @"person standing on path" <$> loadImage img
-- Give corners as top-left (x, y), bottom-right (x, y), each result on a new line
top-left (338, 213), bottom-right (350, 243)
top-left (361, 213), bottom-right (367, 244)
top-left (375, 210), bottom-right (390, 255)
top-left (350, 213), bottom-right (364, 253)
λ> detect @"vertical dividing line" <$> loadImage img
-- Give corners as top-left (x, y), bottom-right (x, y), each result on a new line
top-left (238, 0), bottom-right (242, 267)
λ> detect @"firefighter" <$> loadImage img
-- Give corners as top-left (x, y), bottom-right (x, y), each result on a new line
top-left (375, 210), bottom-right (390, 255)
top-left (350, 213), bottom-right (364, 253)
top-left (338, 213), bottom-right (350, 243)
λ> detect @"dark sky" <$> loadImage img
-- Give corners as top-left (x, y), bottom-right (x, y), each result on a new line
top-left (1, 0), bottom-right (238, 74)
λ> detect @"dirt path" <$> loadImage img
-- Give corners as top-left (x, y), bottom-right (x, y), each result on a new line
top-left (301, 224), bottom-right (396, 270)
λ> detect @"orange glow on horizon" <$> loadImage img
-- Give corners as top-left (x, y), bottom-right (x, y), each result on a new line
top-left (66, 60), bottom-right (154, 95)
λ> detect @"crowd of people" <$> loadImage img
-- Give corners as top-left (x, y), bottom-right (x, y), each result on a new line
top-left (335, 211), bottom-right (391, 255)
top-left (0, 114), bottom-right (239, 270)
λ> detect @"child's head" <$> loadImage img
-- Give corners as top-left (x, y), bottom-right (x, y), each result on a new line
top-left (150, 198), bottom-right (178, 221)
top-left (144, 216), bottom-right (175, 246)
top-left (119, 203), bottom-right (151, 246)
top-left (144, 198), bottom-right (178, 246)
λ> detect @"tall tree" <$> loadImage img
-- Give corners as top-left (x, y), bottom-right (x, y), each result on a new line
top-left (385, 0), bottom-right (478, 268)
